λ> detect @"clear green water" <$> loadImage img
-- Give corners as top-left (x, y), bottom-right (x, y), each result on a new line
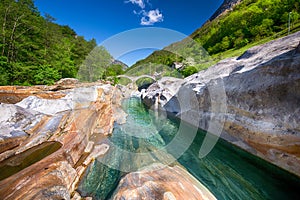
top-left (0, 141), bottom-right (62, 181)
top-left (78, 97), bottom-right (300, 200)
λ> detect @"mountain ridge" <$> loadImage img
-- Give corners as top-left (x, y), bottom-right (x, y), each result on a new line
top-left (128, 0), bottom-right (300, 76)
top-left (209, 0), bottom-right (242, 21)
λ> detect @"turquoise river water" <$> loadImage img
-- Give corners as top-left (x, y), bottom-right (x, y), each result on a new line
top-left (78, 97), bottom-right (300, 200)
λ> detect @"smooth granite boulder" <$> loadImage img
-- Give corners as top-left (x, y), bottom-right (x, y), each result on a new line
top-left (142, 31), bottom-right (300, 177)
top-left (111, 163), bottom-right (216, 200)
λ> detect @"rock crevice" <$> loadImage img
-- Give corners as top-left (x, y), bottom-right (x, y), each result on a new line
top-left (0, 82), bottom-right (116, 199)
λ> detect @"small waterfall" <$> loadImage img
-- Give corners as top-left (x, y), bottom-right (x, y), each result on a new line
top-left (154, 95), bottom-right (159, 117)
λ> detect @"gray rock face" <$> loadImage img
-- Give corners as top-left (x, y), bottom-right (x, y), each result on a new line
top-left (142, 31), bottom-right (300, 176)
top-left (0, 104), bottom-right (43, 154)
top-left (16, 86), bottom-right (101, 115)
top-left (0, 104), bottom-right (42, 138)
top-left (142, 77), bottom-right (184, 110)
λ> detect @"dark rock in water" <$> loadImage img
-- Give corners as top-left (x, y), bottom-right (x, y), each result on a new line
top-left (295, 41), bottom-right (300, 54)
top-left (137, 82), bottom-right (153, 92)
top-left (142, 31), bottom-right (300, 177)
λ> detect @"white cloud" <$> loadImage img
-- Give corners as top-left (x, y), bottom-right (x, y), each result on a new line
top-left (125, 0), bottom-right (163, 25)
top-left (133, 10), bottom-right (143, 15)
top-left (141, 9), bottom-right (164, 25)
top-left (126, 0), bottom-right (145, 9)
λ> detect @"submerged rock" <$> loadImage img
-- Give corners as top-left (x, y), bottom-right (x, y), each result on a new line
top-left (111, 163), bottom-right (216, 200)
top-left (142, 31), bottom-right (300, 177)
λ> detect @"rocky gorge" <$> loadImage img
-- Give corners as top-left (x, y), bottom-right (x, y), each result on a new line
top-left (0, 80), bottom-right (116, 199)
top-left (142, 31), bottom-right (300, 177)
top-left (1, 0), bottom-right (300, 199)
top-left (0, 25), bottom-right (299, 200)
top-left (0, 79), bottom-right (218, 199)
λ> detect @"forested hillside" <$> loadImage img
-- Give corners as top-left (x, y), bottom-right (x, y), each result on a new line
top-left (196, 0), bottom-right (299, 54)
top-left (0, 0), bottom-right (97, 85)
top-left (130, 0), bottom-right (300, 76)
top-left (1, 0), bottom-right (299, 84)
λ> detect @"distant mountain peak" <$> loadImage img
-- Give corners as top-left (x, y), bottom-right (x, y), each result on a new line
top-left (112, 59), bottom-right (128, 70)
top-left (209, 0), bottom-right (242, 21)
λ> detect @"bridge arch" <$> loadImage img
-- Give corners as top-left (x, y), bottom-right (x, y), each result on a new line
top-left (134, 75), bottom-right (156, 83)
top-left (116, 75), bottom-right (156, 83)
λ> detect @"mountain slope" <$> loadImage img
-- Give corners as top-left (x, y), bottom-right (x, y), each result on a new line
top-left (128, 0), bottom-right (300, 76)
top-left (209, 0), bottom-right (241, 21)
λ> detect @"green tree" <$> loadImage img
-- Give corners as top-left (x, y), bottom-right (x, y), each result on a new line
top-left (103, 64), bottom-right (124, 78)
top-left (53, 38), bottom-right (76, 78)
top-left (0, 56), bottom-right (9, 85)
top-left (77, 46), bottom-right (112, 82)
top-left (220, 36), bottom-right (231, 51)
top-left (181, 66), bottom-right (198, 77)
top-left (34, 65), bottom-right (61, 85)
top-left (0, 0), bottom-right (96, 85)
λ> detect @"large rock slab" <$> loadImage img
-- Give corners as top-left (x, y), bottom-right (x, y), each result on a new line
top-left (0, 83), bottom-right (116, 199)
top-left (0, 104), bottom-right (43, 153)
top-left (111, 163), bottom-right (216, 200)
top-left (142, 31), bottom-right (300, 176)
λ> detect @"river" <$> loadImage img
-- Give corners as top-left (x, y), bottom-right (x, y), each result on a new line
top-left (78, 97), bottom-right (300, 199)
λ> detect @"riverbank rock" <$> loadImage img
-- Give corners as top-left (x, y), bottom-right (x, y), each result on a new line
top-left (0, 83), bottom-right (116, 199)
top-left (142, 31), bottom-right (300, 177)
top-left (111, 163), bottom-right (216, 200)
top-left (142, 77), bottom-right (184, 109)
top-left (56, 78), bottom-right (79, 85)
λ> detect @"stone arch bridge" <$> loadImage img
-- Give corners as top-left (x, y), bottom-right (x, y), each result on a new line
top-left (116, 75), bottom-right (157, 83)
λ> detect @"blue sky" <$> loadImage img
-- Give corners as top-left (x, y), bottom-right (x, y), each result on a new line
top-left (35, 0), bottom-right (223, 66)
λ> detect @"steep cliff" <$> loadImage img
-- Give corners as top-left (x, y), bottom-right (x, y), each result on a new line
top-left (142, 31), bottom-right (300, 177)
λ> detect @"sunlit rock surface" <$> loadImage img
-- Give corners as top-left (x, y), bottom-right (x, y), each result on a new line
top-left (112, 163), bottom-right (216, 200)
top-left (0, 81), bottom-right (217, 200)
top-left (0, 81), bottom-right (115, 199)
top-left (142, 31), bottom-right (300, 176)
top-left (142, 77), bottom-right (184, 111)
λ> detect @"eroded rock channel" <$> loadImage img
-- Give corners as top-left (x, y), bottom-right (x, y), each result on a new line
top-left (0, 32), bottom-right (300, 200)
